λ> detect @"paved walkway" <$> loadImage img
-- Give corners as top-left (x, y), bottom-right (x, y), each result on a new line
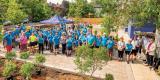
top-left (0, 46), bottom-right (159, 80)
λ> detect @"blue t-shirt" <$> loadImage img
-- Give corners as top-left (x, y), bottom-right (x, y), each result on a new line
top-left (74, 39), bottom-right (79, 46)
top-left (67, 38), bottom-right (72, 47)
top-left (82, 27), bottom-right (87, 34)
top-left (79, 34), bottom-right (86, 43)
top-left (48, 35), bottom-right (53, 43)
top-left (125, 43), bottom-right (133, 51)
top-left (14, 28), bottom-right (20, 36)
top-left (38, 37), bottom-right (44, 44)
top-left (107, 39), bottom-right (114, 49)
top-left (3, 34), bottom-right (12, 46)
top-left (21, 25), bottom-right (26, 31)
top-left (53, 35), bottom-right (60, 45)
top-left (101, 36), bottom-right (108, 47)
top-left (25, 31), bottom-right (31, 39)
top-left (96, 37), bottom-right (101, 46)
top-left (87, 35), bottom-right (95, 45)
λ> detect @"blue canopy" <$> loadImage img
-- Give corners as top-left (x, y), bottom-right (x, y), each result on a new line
top-left (40, 15), bottom-right (73, 24)
top-left (126, 22), bottom-right (156, 38)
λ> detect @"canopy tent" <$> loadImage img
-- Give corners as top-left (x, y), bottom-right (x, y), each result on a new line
top-left (125, 22), bottom-right (156, 38)
top-left (40, 15), bottom-right (74, 24)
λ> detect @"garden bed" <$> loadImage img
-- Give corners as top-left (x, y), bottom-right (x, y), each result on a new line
top-left (0, 56), bottom-right (102, 80)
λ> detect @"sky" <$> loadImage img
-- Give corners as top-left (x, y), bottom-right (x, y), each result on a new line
top-left (47, 0), bottom-right (91, 4)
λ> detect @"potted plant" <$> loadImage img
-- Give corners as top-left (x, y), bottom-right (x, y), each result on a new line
top-left (2, 61), bottom-right (17, 80)
top-left (5, 51), bottom-right (16, 61)
top-left (20, 52), bottom-right (30, 60)
top-left (105, 74), bottom-right (114, 80)
top-left (34, 53), bottom-right (46, 75)
top-left (20, 62), bottom-right (34, 80)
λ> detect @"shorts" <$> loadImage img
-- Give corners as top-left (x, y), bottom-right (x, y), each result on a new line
top-left (54, 45), bottom-right (59, 49)
top-left (6, 45), bottom-right (12, 52)
top-left (131, 49), bottom-right (137, 56)
top-left (125, 51), bottom-right (131, 55)
top-left (67, 46), bottom-right (72, 50)
top-left (30, 42), bottom-right (35, 46)
top-left (108, 48), bottom-right (113, 53)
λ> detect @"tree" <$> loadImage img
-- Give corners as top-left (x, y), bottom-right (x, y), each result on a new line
top-left (18, 0), bottom-right (53, 22)
top-left (5, 0), bottom-right (27, 24)
top-left (74, 45), bottom-right (110, 77)
top-left (0, 0), bottom-right (9, 23)
top-left (96, 0), bottom-right (160, 30)
top-left (68, 0), bottom-right (95, 17)
top-left (61, 0), bottom-right (70, 16)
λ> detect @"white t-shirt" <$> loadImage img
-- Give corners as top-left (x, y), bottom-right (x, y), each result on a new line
top-left (117, 41), bottom-right (125, 51)
top-left (131, 40), bottom-right (138, 49)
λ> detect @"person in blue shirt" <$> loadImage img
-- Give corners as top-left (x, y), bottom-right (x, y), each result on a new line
top-left (95, 35), bottom-right (102, 48)
top-left (66, 35), bottom-right (73, 56)
top-left (125, 40), bottom-right (133, 64)
top-left (38, 33), bottom-right (44, 54)
top-left (25, 30), bottom-right (31, 39)
top-left (79, 33), bottom-right (86, 45)
top-left (74, 35), bottom-right (79, 47)
top-left (3, 31), bottom-right (13, 53)
top-left (53, 32), bottom-right (60, 54)
top-left (48, 32), bottom-right (53, 52)
top-left (20, 24), bottom-right (26, 31)
top-left (87, 33), bottom-right (96, 48)
top-left (107, 36), bottom-right (115, 58)
top-left (42, 30), bottom-right (49, 50)
top-left (101, 33), bottom-right (108, 47)
top-left (82, 27), bottom-right (87, 34)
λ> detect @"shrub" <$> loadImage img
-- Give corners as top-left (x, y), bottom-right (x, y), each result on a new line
top-left (20, 62), bottom-right (34, 80)
top-left (5, 51), bottom-right (16, 60)
top-left (2, 61), bottom-right (16, 77)
top-left (35, 54), bottom-right (46, 64)
top-left (105, 74), bottom-right (114, 80)
top-left (74, 45), bottom-right (110, 76)
top-left (20, 52), bottom-right (30, 59)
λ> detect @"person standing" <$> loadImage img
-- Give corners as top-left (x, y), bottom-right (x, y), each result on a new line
top-left (146, 38), bottom-right (156, 67)
top-left (29, 33), bottom-right (37, 53)
top-left (38, 33), bottom-right (44, 54)
top-left (66, 35), bottom-right (73, 56)
top-left (131, 37), bottom-right (138, 63)
top-left (95, 35), bottom-right (101, 48)
top-left (61, 32), bottom-right (67, 54)
top-left (101, 33), bottom-right (108, 47)
top-left (3, 31), bottom-right (13, 53)
top-left (53, 32), bottom-right (60, 55)
top-left (19, 32), bottom-right (28, 52)
top-left (117, 37), bottom-right (125, 61)
top-left (125, 40), bottom-right (133, 64)
top-left (107, 36), bottom-right (115, 59)
top-left (48, 32), bottom-right (53, 53)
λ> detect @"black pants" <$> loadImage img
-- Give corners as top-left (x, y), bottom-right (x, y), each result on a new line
top-left (118, 50), bottom-right (124, 58)
top-left (147, 54), bottom-right (154, 66)
top-left (154, 58), bottom-right (160, 69)
top-left (39, 43), bottom-right (44, 54)
top-left (44, 40), bottom-right (48, 50)
top-left (49, 43), bottom-right (53, 52)
top-left (62, 43), bottom-right (66, 54)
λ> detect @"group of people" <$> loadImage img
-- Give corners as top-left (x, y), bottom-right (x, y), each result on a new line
top-left (2, 23), bottom-right (160, 70)
top-left (3, 23), bottom-right (114, 57)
